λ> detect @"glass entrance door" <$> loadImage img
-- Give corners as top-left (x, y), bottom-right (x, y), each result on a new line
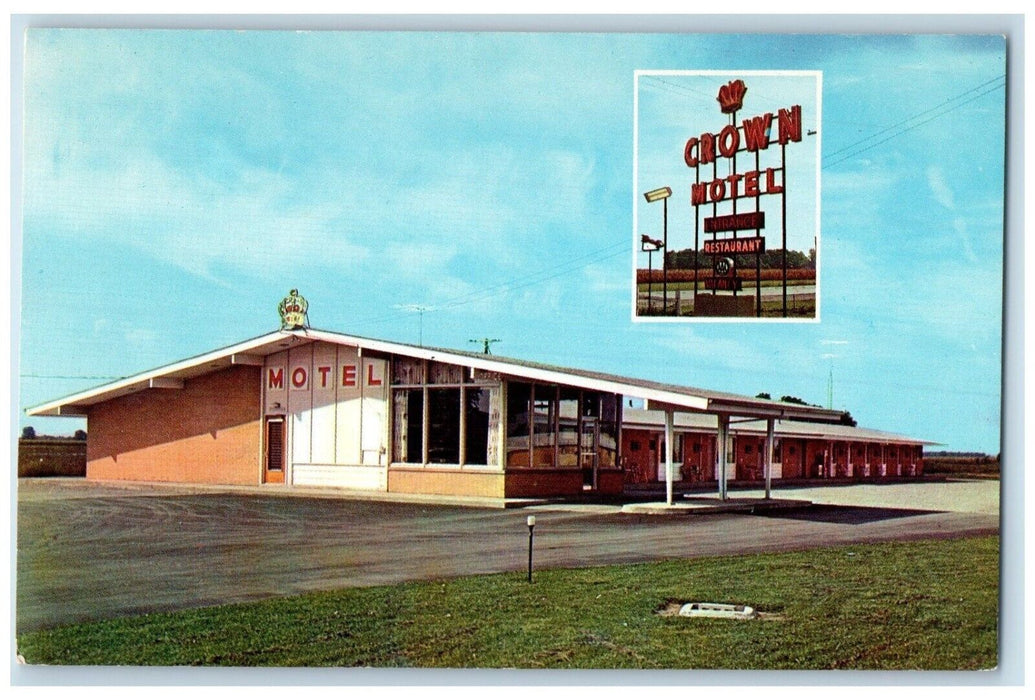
top-left (581, 416), bottom-right (599, 490)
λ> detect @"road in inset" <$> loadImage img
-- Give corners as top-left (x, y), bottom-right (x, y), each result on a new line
top-left (16, 478), bottom-right (999, 633)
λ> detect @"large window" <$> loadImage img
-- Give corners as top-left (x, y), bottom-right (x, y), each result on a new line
top-left (598, 393), bottom-right (619, 468)
top-left (392, 358), bottom-right (495, 467)
top-left (532, 386), bottom-right (558, 467)
top-left (558, 388), bottom-right (580, 468)
top-left (505, 383), bottom-right (532, 467)
top-left (427, 388), bottom-right (461, 463)
top-left (465, 387), bottom-right (492, 465)
top-left (392, 389), bottom-right (424, 463)
top-left (505, 382), bottom-right (621, 471)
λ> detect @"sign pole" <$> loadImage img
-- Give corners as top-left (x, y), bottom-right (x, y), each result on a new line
top-left (647, 249), bottom-right (653, 313)
top-left (693, 166), bottom-right (700, 307)
top-left (662, 196), bottom-right (668, 314)
top-left (755, 148), bottom-right (762, 317)
top-left (782, 141), bottom-right (788, 318)
top-left (731, 110), bottom-right (738, 300)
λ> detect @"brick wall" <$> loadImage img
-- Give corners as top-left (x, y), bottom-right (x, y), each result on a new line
top-left (505, 469), bottom-right (583, 497)
top-left (389, 468), bottom-right (505, 498)
top-left (86, 365), bottom-right (262, 485)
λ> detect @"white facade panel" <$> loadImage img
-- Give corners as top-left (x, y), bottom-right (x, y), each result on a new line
top-left (361, 357), bottom-right (388, 465)
top-left (264, 350), bottom-right (289, 414)
top-left (288, 346), bottom-right (314, 466)
top-left (336, 345), bottom-right (363, 464)
top-left (310, 343), bottom-right (339, 464)
top-left (262, 341), bottom-right (389, 490)
top-left (292, 464), bottom-right (386, 490)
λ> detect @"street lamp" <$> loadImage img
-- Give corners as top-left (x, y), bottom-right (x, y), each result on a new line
top-left (643, 187), bottom-right (672, 313)
top-left (527, 515), bottom-right (536, 583)
top-left (640, 234), bottom-right (664, 315)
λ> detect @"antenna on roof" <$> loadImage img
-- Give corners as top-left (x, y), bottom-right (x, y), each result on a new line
top-left (394, 304), bottom-right (434, 347)
top-left (469, 338), bottom-right (501, 354)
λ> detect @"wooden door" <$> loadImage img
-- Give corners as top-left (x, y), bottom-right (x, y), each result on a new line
top-left (264, 416), bottom-right (286, 484)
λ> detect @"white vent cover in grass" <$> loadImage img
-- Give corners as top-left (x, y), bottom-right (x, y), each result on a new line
top-left (678, 603), bottom-right (757, 620)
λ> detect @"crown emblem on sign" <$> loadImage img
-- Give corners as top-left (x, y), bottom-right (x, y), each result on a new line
top-left (716, 79), bottom-right (748, 114)
top-left (278, 289), bottom-right (309, 330)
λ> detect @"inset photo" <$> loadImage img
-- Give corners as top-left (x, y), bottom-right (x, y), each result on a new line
top-left (634, 71), bottom-right (821, 321)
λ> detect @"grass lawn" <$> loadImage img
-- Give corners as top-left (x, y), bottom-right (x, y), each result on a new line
top-left (17, 536), bottom-right (998, 669)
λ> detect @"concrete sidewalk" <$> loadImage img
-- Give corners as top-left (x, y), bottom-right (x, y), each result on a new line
top-left (621, 496), bottom-right (811, 516)
top-left (16, 477), bottom-right (548, 509)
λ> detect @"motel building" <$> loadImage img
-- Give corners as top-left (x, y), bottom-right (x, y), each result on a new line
top-left (26, 324), bottom-right (929, 503)
top-left (621, 410), bottom-right (928, 489)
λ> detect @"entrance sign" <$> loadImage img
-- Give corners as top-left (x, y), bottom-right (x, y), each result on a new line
top-left (704, 211), bottom-right (766, 233)
top-left (690, 80), bottom-right (804, 317)
top-left (634, 70), bottom-right (820, 321)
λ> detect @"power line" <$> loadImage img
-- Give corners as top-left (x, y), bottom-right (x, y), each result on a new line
top-left (20, 374), bottom-right (124, 380)
top-left (646, 73), bottom-right (1005, 171)
top-left (436, 245), bottom-right (627, 312)
top-left (639, 76), bottom-right (718, 104)
top-left (823, 75), bottom-right (1006, 160)
top-left (348, 240), bottom-right (628, 331)
top-left (823, 80), bottom-right (1005, 169)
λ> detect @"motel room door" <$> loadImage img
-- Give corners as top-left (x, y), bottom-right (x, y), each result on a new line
top-left (264, 416), bottom-right (286, 484)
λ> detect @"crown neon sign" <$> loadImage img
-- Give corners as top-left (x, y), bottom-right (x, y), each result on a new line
top-left (685, 82), bottom-right (803, 206)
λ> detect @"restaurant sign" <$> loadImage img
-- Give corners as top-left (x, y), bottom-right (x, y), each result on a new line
top-left (703, 237), bottom-right (765, 255)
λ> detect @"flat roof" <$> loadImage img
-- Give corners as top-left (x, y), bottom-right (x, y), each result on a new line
top-left (623, 408), bottom-right (934, 446)
top-left (27, 327), bottom-right (847, 423)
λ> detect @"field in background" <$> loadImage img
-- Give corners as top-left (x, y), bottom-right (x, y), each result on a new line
top-left (637, 268), bottom-right (816, 284)
top-left (17, 438), bottom-right (86, 478)
top-left (18, 536), bottom-right (998, 669)
top-left (924, 453), bottom-right (1000, 479)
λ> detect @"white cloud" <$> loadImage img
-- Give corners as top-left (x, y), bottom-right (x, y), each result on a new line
top-left (927, 166), bottom-right (956, 210)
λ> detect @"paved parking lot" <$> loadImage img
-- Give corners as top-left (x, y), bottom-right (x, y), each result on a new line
top-left (16, 478), bottom-right (999, 633)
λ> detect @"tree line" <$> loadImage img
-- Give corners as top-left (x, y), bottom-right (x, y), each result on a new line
top-left (666, 247), bottom-right (815, 270)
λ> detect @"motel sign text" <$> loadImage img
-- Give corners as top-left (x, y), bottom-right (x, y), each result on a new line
top-left (686, 105), bottom-right (802, 206)
top-left (267, 363), bottom-right (384, 391)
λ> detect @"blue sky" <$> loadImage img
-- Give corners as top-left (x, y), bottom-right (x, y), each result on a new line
top-left (16, 30), bottom-right (1006, 452)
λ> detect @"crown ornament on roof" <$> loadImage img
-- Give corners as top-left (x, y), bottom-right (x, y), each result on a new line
top-left (716, 79), bottom-right (747, 114)
top-left (278, 289), bottom-right (309, 330)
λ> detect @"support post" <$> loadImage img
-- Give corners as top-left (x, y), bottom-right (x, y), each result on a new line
top-left (664, 409), bottom-right (675, 506)
top-left (717, 413), bottom-right (729, 501)
top-left (764, 418), bottom-right (774, 500)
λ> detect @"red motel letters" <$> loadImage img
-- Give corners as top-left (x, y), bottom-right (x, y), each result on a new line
top-left (267, 363), bottom-right (383, 391)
